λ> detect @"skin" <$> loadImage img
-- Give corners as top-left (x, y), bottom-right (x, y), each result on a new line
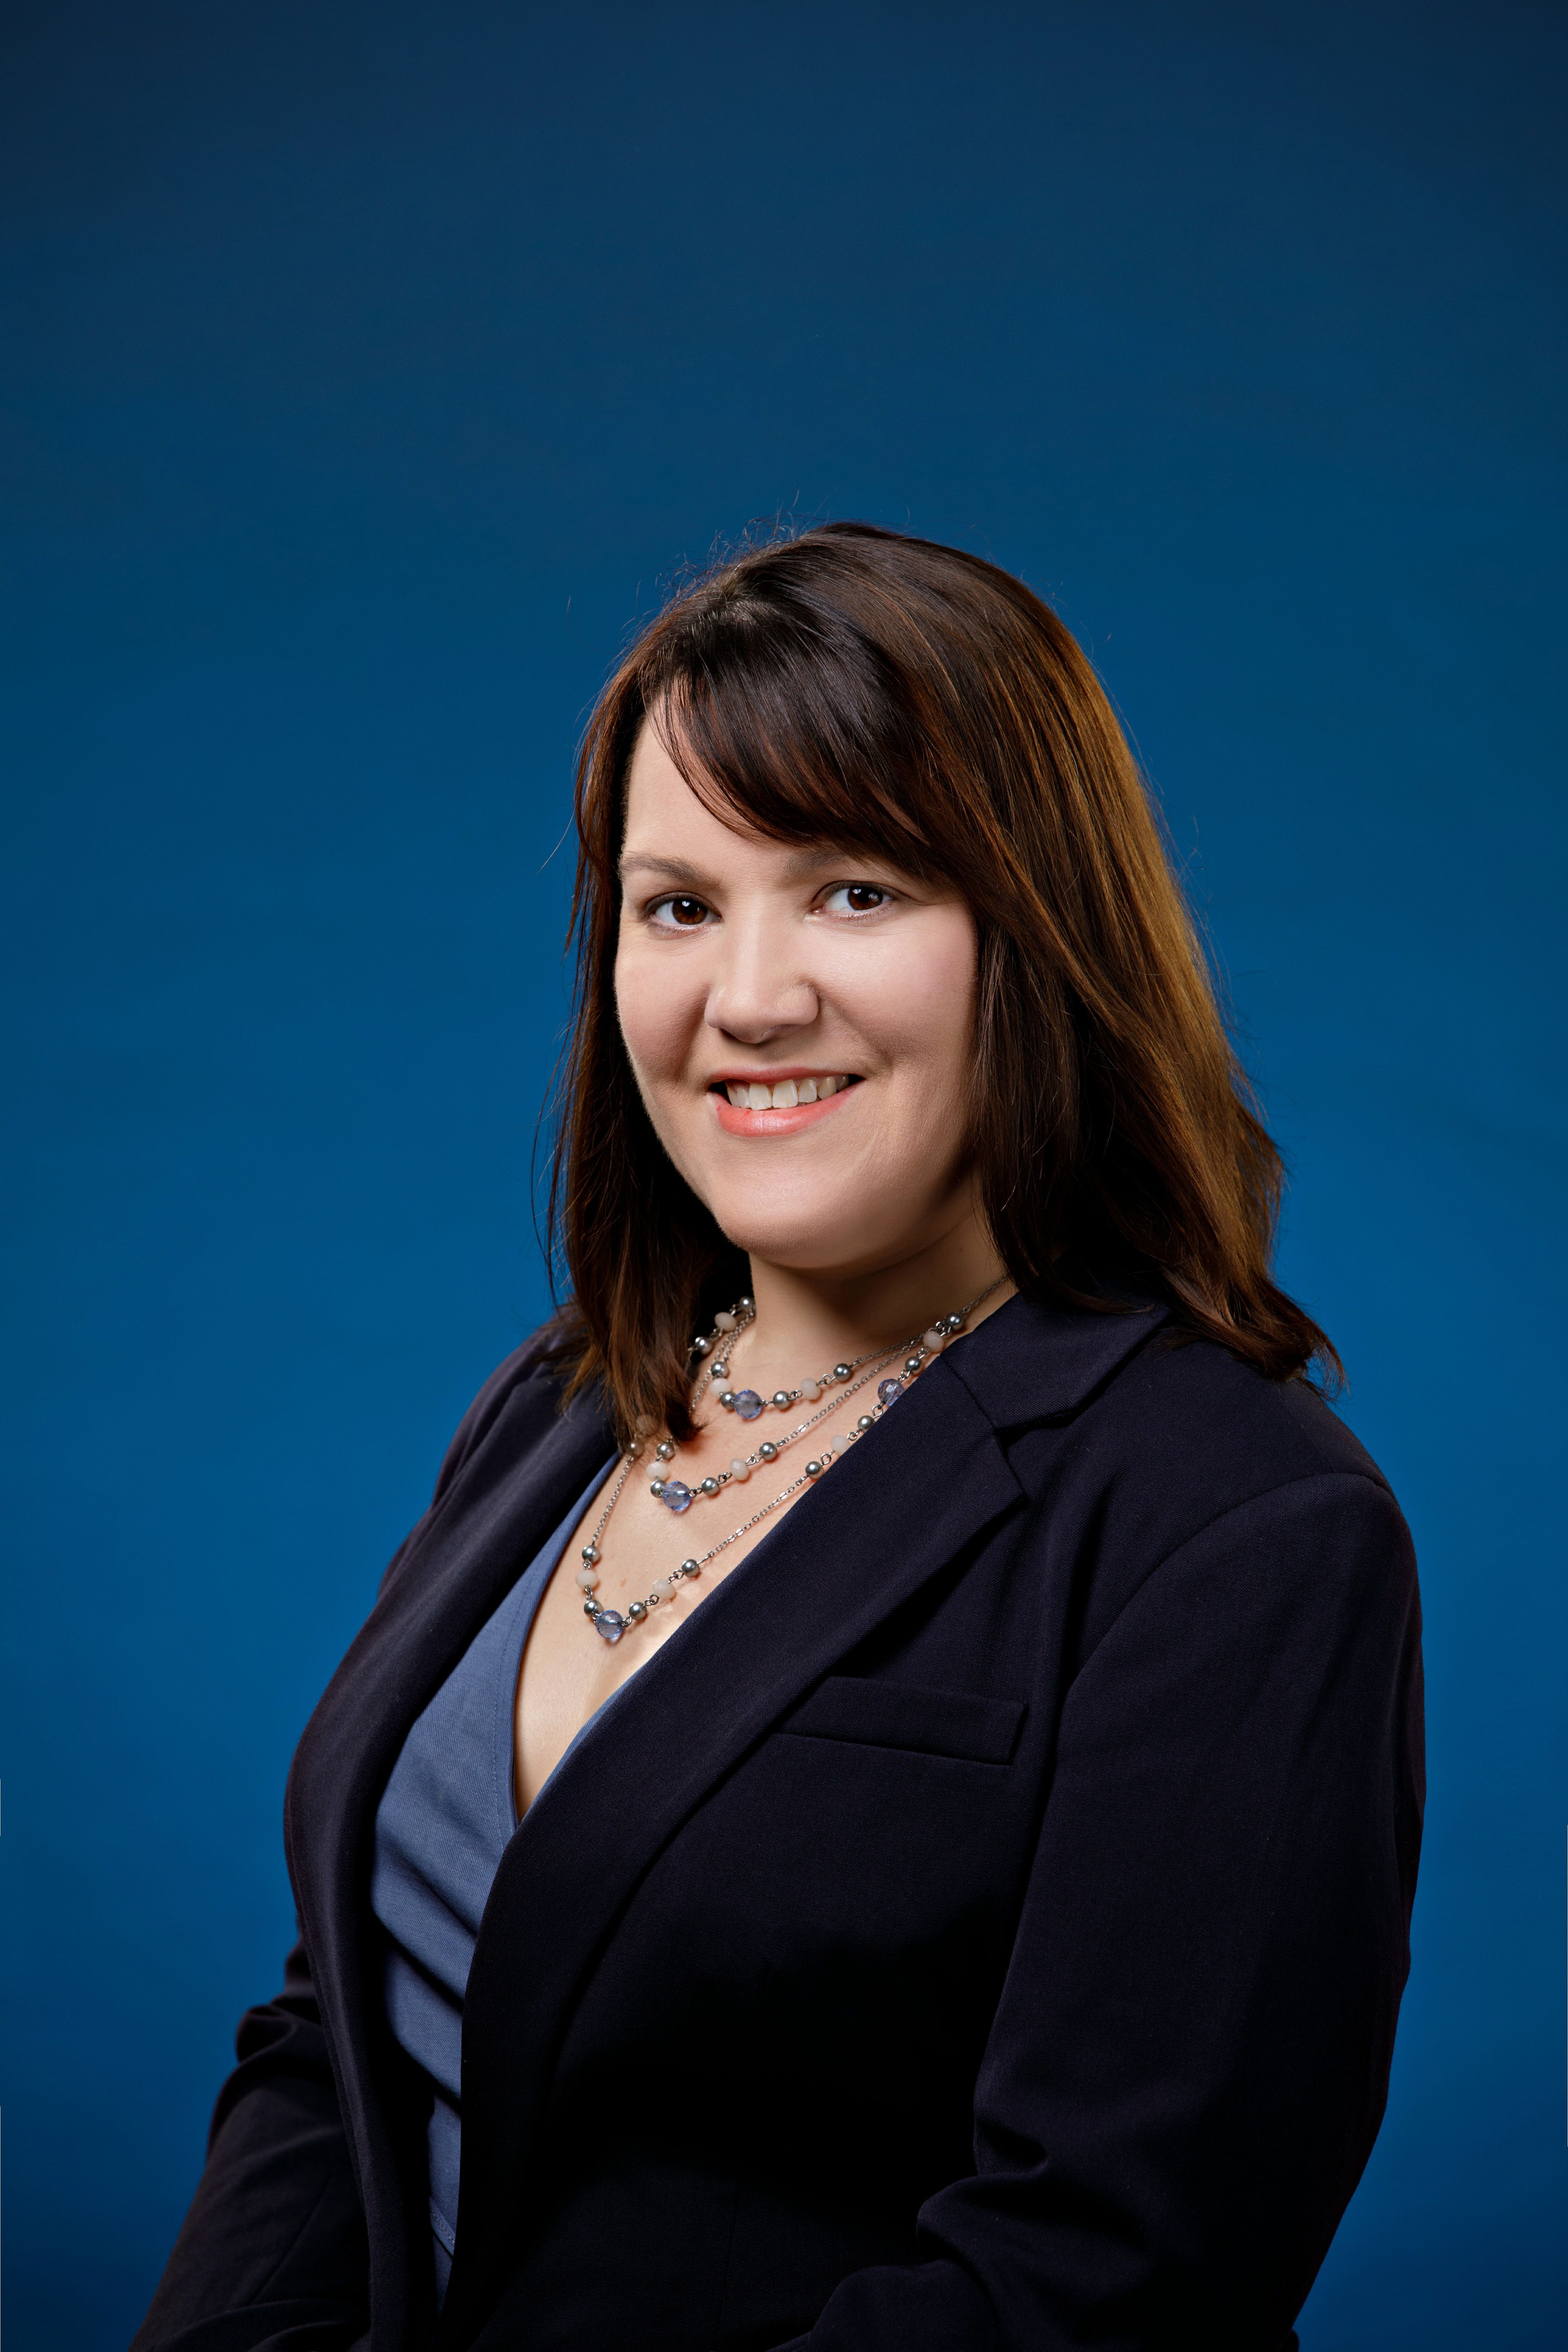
top-left (513, 718), bottom-right (1014, 1811)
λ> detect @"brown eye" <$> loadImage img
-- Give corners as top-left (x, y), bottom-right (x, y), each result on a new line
top-left (844, 886), bottom-right (886, 912)
top-left (650, 894), bottom-right (710, 929)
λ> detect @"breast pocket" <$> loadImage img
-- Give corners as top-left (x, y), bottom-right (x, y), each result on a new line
top-left (778, 1674), bottom-right (1026, 1765)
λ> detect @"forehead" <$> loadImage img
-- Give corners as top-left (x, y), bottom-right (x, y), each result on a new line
top-left (622, 721), bottom-right (836, 880)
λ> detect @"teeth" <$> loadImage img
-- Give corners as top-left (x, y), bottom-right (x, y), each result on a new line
top-left (723, 1075), bottom-right (851, 1110)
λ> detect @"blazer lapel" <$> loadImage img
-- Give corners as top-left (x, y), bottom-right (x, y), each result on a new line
top-left (441, 1344), bottom-right (1027, 2343)
top-left (283, 1377), bottom-right (617, 2349)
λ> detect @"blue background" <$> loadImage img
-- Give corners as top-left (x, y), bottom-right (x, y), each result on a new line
top-left (1, 3), bottom-right (1563, 2344)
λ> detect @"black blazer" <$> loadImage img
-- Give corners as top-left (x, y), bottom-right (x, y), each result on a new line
top-left (134, 1293), bottom-right (1423, 2352)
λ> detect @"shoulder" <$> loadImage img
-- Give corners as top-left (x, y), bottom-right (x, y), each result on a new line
top-left (953, 1294), bottom-right (1415, 1657)
top-left (369, 1323), bottom-right (609, 1602)
top-left (427, 1324), bottom-right (575, 1501)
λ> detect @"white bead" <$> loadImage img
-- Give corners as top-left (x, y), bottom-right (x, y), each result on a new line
top-left (574, 1565), bottom-right (599, 1589)
top-left (649, 1578), bottom-right (674, 1602)
top-left (730, 1457), bottom-right (751, 1481)
top-left (715, 1309), bottom-right (737, 1331)
top-left (800, 1378), bottom-right (821, 1400)
top-left (923, 1327), bottom-right (945, 1352)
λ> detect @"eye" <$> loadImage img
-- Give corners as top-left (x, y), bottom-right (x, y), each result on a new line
top-left (648, 894), bottom-right (712, 930)
top-left (819, 882), bottom-right (893, 917)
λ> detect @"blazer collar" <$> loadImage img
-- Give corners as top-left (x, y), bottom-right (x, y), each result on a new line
top-left (940, 1283), bottom-right (1169, 1431)
top-left (441, 1288), bottom-right (1162, 2340)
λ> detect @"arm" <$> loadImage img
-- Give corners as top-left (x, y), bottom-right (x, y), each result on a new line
top-left (131, 1940), bottom-right (370, 2352)
top-left (780, 1470), bottom-right (1425, 2351)
top-left (134, 1347), bottom-right (548, 2349)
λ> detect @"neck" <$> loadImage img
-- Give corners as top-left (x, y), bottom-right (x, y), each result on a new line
top-left (733, 1212), bottom-right (1014, 1393)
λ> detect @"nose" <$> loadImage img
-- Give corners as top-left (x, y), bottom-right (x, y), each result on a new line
top-left (704, 907), bottom-right (819, 1045)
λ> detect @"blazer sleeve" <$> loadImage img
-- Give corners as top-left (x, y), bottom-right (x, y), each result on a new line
top-left (777, 1468), bottom-right (1425, 2352)
top-left (132, 1341), bottom-right (555, 2350)
top-left (130, 1939), bottom-right (370, 2352)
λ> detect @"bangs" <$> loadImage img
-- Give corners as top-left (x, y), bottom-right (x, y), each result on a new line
top-left (639, 591), bottom-right (948, 882)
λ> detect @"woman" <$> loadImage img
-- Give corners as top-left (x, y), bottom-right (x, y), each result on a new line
top-left (134, 524), bottom-right (1423, 2352)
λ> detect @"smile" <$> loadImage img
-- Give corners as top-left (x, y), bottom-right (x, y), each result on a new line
top-left (715, 1073), bottom-right (857, 1110)
top-left (707, 1072), bottom-right (863, 1135)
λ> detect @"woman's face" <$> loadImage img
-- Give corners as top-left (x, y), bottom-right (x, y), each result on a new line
top-left (615, 721), bottom-right (981, 1278)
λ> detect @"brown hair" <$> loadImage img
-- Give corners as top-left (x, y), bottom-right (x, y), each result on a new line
top-left (544, 522), bottom-right (1338, 1440)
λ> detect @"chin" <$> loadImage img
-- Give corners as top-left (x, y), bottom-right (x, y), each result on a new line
top-left (708, 1208), bottom-right (848, 1271)
top-left (703, 1180), bottom-right (914, 1277)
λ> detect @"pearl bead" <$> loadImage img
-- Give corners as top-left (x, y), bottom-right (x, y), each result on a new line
top-left (801, 1378), bottom-right (821, 1400)
top-left (574, 1565), bottom-right (599, 1589)
top-left (715, 1309), bottom-right (737, 1331)
top-left (680, 1558), bottom-right (700, 1577)
top-left (656, 1440), bottom-right (675, 1461)
top-left (719, 1390), bottom-right (736, 1409)
top-left (649, 1479), bottom-right (665, 1497)
top-left (856, 1414), bottom-right (873, 1430)
top-left (729, 1458), bottom-right (750, 1481)
top-left (738, 1296), bottom-right (754, 1312)
top-left (923, 1327), bottom-right (945, 1352)
top-left (626, 1601), bottom-right (648, 1622)
top-left (758, 1441), bottom-right (778, 1462)
top-left (833, 1363), bottom-right (852, 1381)
top-left (699, 1477), bottom-right (719, 1496)
top-left (805, 1459), bottom-right (823, 1477)
top-left (771, 1391), bottom-right (791, 1410)
top-left (904, 1354), bottom-right (922, 1376)
top-left (692, 1336), bottom-right (711, 1355)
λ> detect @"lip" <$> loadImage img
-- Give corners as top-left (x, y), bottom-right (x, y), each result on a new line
top-left (707, 1067), bottom-right (857, 1086)
top-left (708, 1072), bottom-right (862, 1139)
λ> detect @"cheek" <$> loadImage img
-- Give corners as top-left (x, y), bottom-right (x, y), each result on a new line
top-left (614, 932), bottom-right (697, 1088)
top-left (858, 915), bottom-right (978, 1093)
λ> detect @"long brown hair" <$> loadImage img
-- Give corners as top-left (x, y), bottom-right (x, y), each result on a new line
top-left (544, 522), bottom-right (1338, 1441)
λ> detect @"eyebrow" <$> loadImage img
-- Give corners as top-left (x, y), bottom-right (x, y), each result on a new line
top-left (617, 845), bottom-right (877, 891)
top-left (617, 853), bottom-right (718, 892)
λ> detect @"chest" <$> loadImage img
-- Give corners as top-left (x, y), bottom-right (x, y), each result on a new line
top-left (513, 1406), bottom-right (859, 1809)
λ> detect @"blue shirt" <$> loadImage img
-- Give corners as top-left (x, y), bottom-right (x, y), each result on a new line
top-left (370, 1461), bottom-right (617, 2301)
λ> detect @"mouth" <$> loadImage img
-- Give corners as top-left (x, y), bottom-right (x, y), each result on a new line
top-left (707, 1070), bottom-right (863, 1135)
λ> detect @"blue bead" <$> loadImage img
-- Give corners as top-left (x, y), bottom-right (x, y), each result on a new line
top-left (733, 1390), bottom-right (764, 1421)
top-left (593, 1610), bottom-right (625, 1644)
top-left (660, 1479), bottom-right (694, 1513)
top-left (877, 1377), bottom-right (904, 1407)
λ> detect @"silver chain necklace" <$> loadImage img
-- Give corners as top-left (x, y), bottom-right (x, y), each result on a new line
top-left (576, 1279), bottom-right (1003, 1645)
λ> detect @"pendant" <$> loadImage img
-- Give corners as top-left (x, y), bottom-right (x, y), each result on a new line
top-left (593, 1609), bottom-right (626, 1644)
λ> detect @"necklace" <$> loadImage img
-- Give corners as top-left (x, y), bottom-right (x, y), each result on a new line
top-left (576, 1279), bottom-right (1003, 1645)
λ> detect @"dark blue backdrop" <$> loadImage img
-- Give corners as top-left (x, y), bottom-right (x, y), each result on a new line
top-left (1, 4), bottom-right (1562, 2345)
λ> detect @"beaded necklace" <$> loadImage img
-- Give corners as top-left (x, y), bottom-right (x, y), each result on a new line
top-left (576, 1279), bottom-right (1003, 1645)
